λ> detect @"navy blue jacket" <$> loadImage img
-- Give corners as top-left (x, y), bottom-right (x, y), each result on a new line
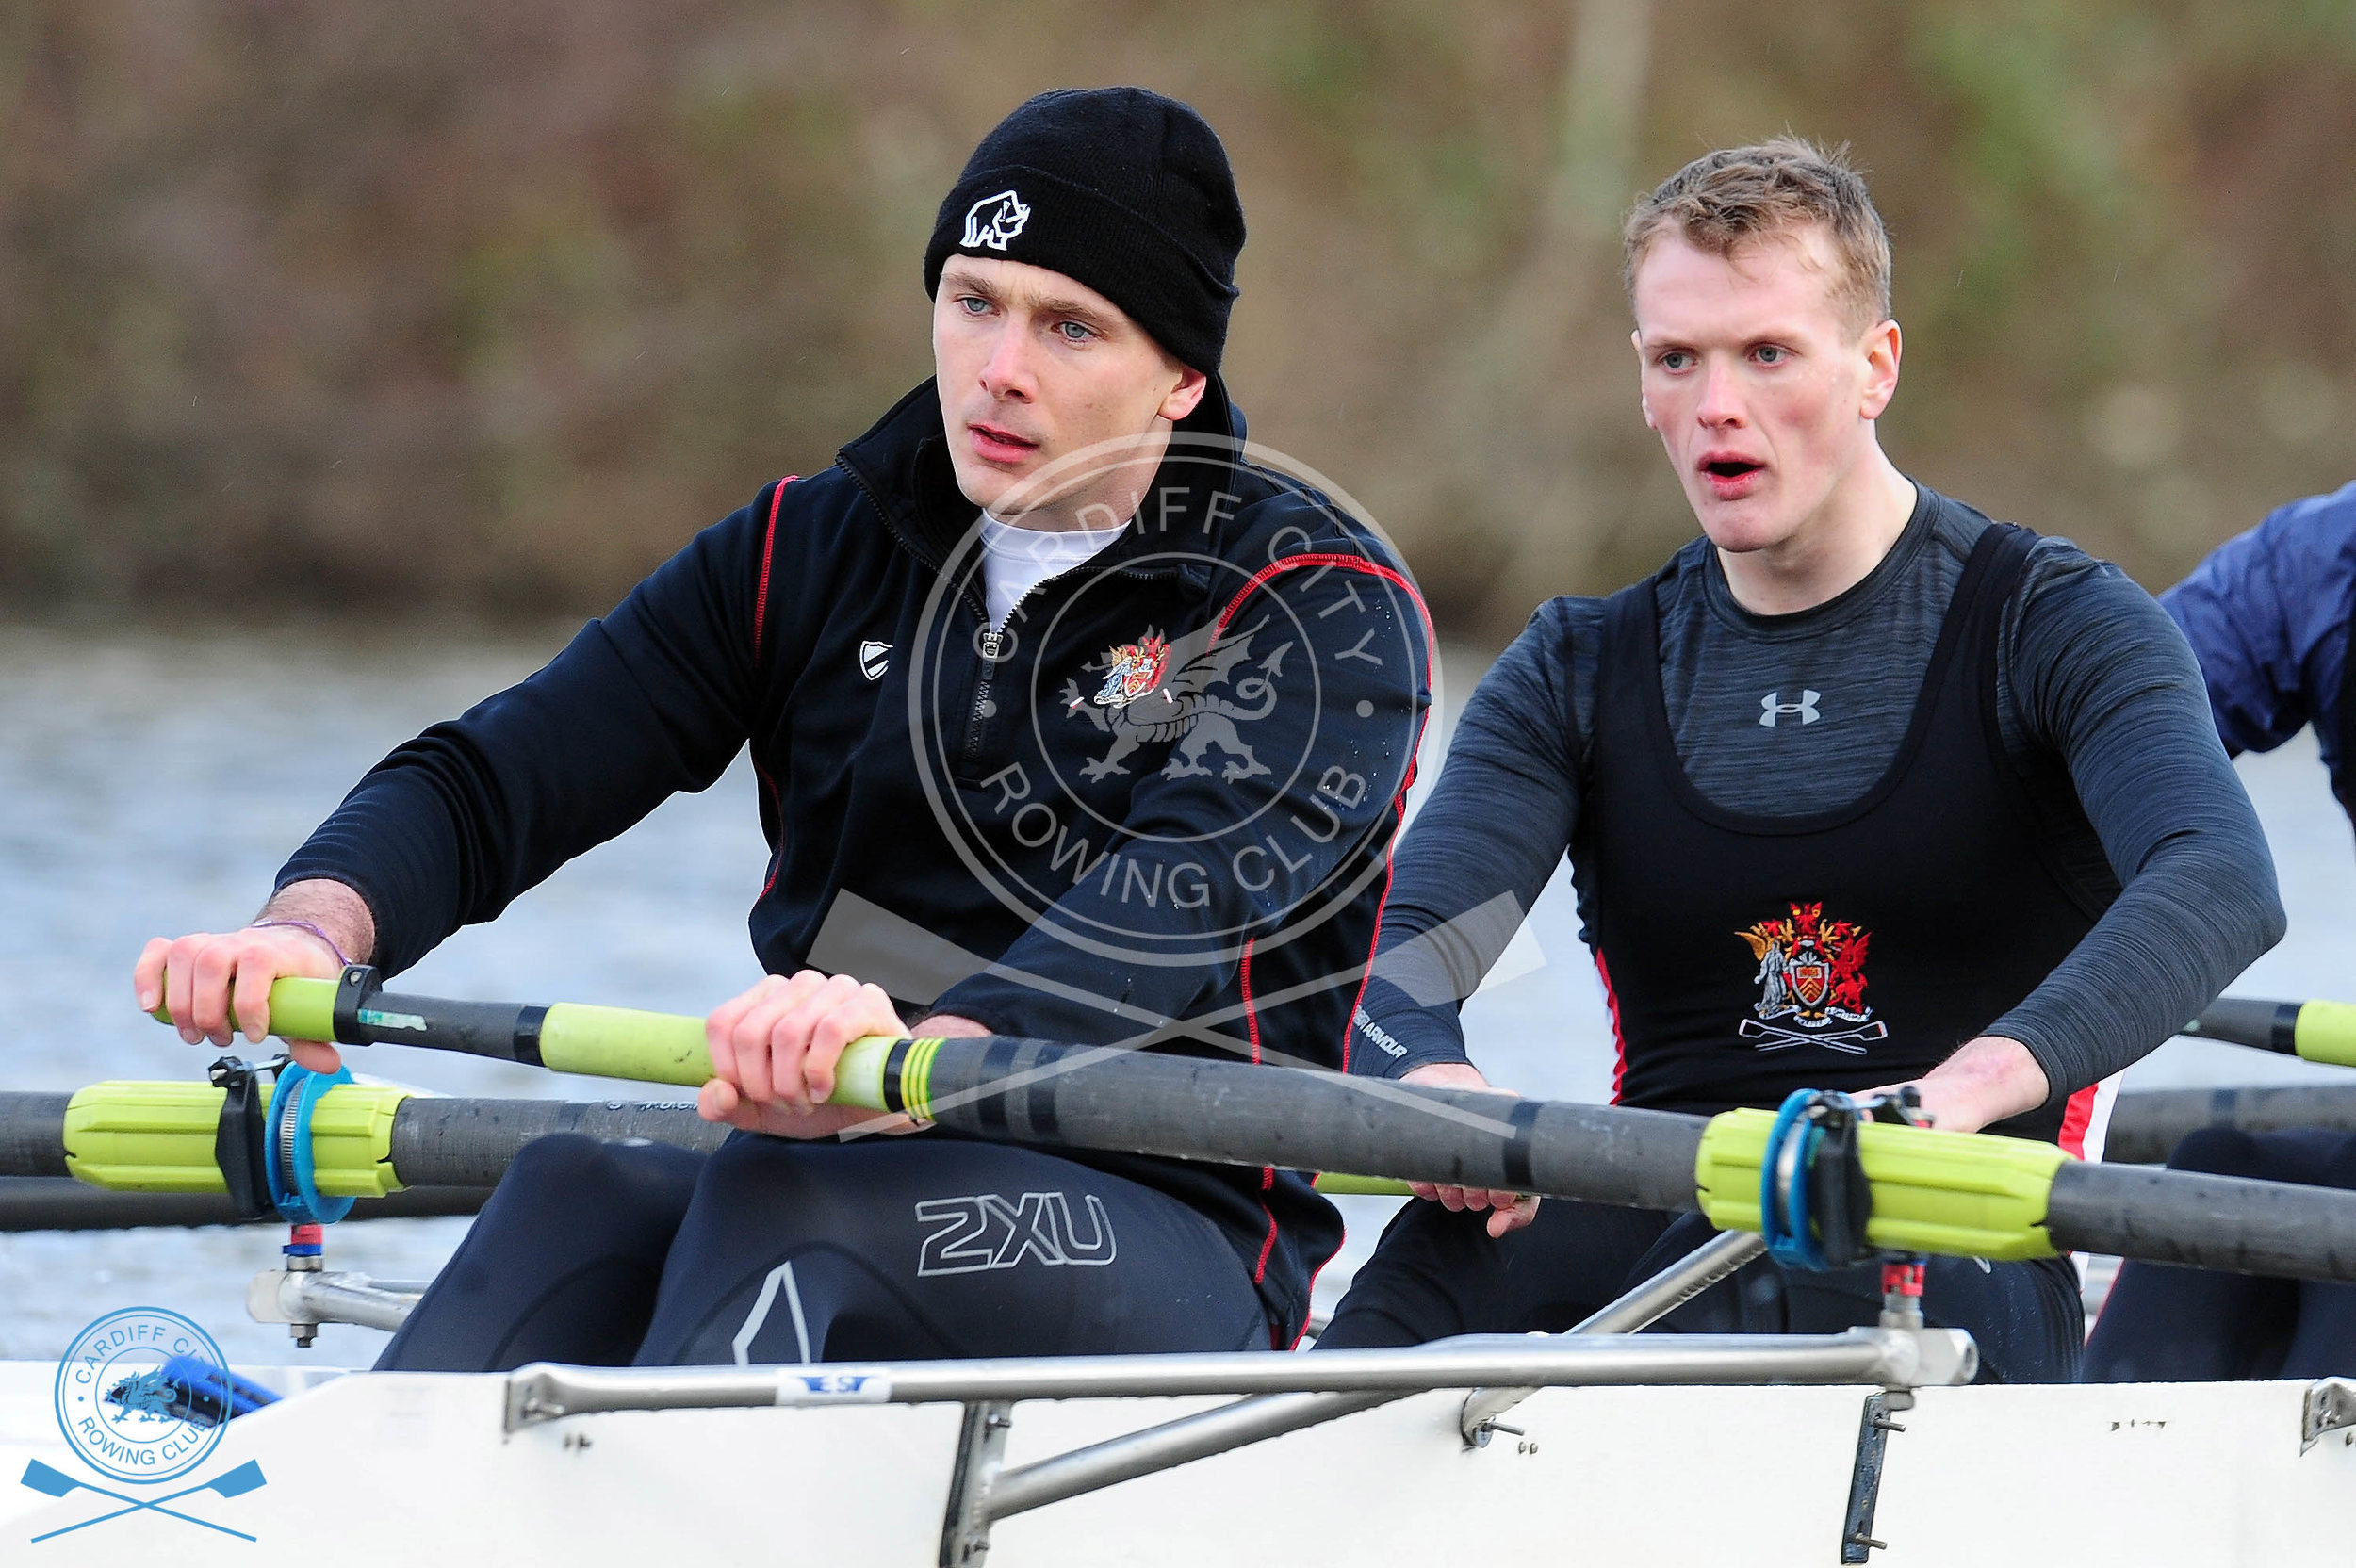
top-left (281, 375), bottom-right (1430, 1339)
top-left (2163, 482), bottom-right (2356, 826)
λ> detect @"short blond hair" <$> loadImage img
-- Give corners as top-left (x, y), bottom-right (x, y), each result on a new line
top-left (1622, 139), bottom-right (1892, 333)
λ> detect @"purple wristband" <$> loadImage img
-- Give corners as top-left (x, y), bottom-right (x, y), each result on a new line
top-left (253, 919), bottom-right (352, 970)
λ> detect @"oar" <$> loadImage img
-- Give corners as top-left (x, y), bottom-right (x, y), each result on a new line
top-left (21, 1457), bottom-right (263, 1542)
top-left (13, 1082), bottom-right (2352, 1226)
top-left (162, 971), bottom-right (2356, 1083)
top-left (149, 968), bottom-right (717, 1086)
top-left (43, 985), bottom-right (2356, 1282)
top-left (2103, 1083), bottom-right (2356, 1166)
top-left (2177, 997), bottom-right (2356, 1068)
top-left (1308, 999), bottom-right (2356, 1177)
top-left (0, 1175), bottom-right (496, 1233)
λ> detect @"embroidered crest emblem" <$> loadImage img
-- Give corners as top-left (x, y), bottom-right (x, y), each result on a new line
top-left (960, 189), bottom-right (1031, 252)
top-left (1091, 632), bottom-right (1169, 708)
top-left (1734, 901), bottom-right (1888, 1054)
top-left (1061, 622), bottom-right (1288, 783)
top-left (859, 640), bottom-right (892, 681)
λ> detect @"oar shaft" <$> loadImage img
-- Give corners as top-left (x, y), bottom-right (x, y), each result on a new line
top-left (385, 1097), bottom-right (726, 1184)
top-left (2181, 997), bottom-right (2301, 1055)
top-left (82, 977), bottom-right (2356, 1282)
top-left (0, 1176), bottom-right (490, 1232)
top-left (165, 976), bottom-right (2356, 1084)
top-left (862, 1035), bottom-right (1705, 1213)
top-left (153, 972), bottom-right (716, 1086)
top-left (2181, 998), bottom-right (2356, 1070)
top-left (2047, 1160), bottom-right (2356, 1279)
top-left (2104, 1083), bottom-right (2356, 1165)
top-left (855, 1037), bottom-right (2356, 1283)
top-left (0, 1092), bottom-right (71, 1178)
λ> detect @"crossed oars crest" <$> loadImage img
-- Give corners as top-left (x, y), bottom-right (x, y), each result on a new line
top-left (20, 1457), bottom-right (268, 1544)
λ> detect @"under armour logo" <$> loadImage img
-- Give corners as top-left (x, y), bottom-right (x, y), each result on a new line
top-left (1759, 690), bottom-right (1821, 727)
top-left (960, 189), bottom-right (1031, 252)
top-left (859, 640), bottom-right (891, 681)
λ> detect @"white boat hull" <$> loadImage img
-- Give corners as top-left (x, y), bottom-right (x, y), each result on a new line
top-left (4, 1362), bottom-right (2350, 1565)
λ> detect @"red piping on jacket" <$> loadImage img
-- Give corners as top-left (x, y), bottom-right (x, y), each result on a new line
top-left (1203, 549), bottom-right (1437, 1343)
top-left (750, 476), bottom-right (796, 900)
top-left (1242, 934), bottom-right (1282, 1295)
top-left (751, 477), bottom-right (794, 661)
top-left (1204, 550), bottom-right (1437, 1080)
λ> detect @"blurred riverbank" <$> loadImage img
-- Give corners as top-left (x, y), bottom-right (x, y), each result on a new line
top-left (8, 3), bottom-right (2356, 639)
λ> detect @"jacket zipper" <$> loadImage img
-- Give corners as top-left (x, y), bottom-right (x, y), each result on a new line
top-left (962, 614), bottom-right (1004, 771)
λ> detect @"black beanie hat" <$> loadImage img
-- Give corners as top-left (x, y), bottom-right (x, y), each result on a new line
top-left (924, 88), bottom-right (1244, 374)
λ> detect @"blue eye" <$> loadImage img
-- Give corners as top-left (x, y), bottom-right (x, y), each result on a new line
top-left (1056, 320), bottom-right (1092, 343)
top-left (957, 296), bottom-right (990, 316)
top-left (1659, 351), bottom-right (1693, 371)
top-left (1756, 345), bottom-right (1787, 365)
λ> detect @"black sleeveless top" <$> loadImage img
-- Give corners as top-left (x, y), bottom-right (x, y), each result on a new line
top-left (1579, 524), bottom-right (2118, 1149)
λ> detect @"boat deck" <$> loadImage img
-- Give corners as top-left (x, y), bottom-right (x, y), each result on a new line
top-left (4, 1360), bottom-right (2349, 1565)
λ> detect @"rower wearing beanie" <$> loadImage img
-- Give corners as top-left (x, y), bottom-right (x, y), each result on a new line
top-left (1318, 139), bottom-right (2282, 1381)
top-left (2083, 484), bottom-right (2356, 1382)
top-left (139, 88), bottom-right (1428, 1367)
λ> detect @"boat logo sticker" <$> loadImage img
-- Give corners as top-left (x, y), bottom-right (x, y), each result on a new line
top-left (1061, 623), bottom-right (1284, 784)
top-left (29, 1307), bottom-right (268, 1544)
top-left (960, 188), bottom-right (1031, 252)
top-left (1735, 901), bottom-right (1888, 1054)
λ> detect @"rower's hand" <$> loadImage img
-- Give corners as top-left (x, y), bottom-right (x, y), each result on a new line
top-left (135, 923), bottom-right (346, 1074)
top-left (699, 970), bottom-right (985, 1139)
top-left (1399, 1062), bottom-right (1541, 1237)
top-left (1866, 1035), bottom-right (2050, 1136)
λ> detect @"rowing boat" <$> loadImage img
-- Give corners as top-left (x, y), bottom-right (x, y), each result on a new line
top-left (4, 1351), bottom-right (2349, 1564)
top-left (4, 980), bottom-right (2354, 1564)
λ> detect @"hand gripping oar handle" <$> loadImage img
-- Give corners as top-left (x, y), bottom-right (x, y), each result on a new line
top-left (153, 967), bottom-right (718, 1086)
top-left (2179, 997), bottom-right (2356, 1069)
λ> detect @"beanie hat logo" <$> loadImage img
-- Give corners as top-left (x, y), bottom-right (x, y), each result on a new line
top-left (959, 189), bottom-right (1033, 253)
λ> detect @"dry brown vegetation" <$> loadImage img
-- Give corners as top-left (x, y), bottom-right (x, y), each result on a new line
top-left (4, 1), bottom-right (2352, 641)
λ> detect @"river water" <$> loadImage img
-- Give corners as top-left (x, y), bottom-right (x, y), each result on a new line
top-left (3, 622), bottom-right (2350, 1362)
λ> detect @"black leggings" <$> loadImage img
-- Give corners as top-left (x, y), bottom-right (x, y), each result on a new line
top-left (2082, 1127), bottom-right (2356, 1382)
top-left (1317, 1197), bottom-right (2085, 1383)
top-left (378, 1133), bottom-right (1268, 1371)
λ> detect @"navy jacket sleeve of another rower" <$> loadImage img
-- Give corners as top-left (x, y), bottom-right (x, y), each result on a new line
top-left (934, 547), bottom-right (1431, 1046)
top-left (1346, 599), bottom-right (1593, 1079)
top-left (2160, 483), bottom-right (2356, 818)
top-left (276, 497), bottom-right (771, 976)
top-left (1984, 551), bottom-right (2287, 1104)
